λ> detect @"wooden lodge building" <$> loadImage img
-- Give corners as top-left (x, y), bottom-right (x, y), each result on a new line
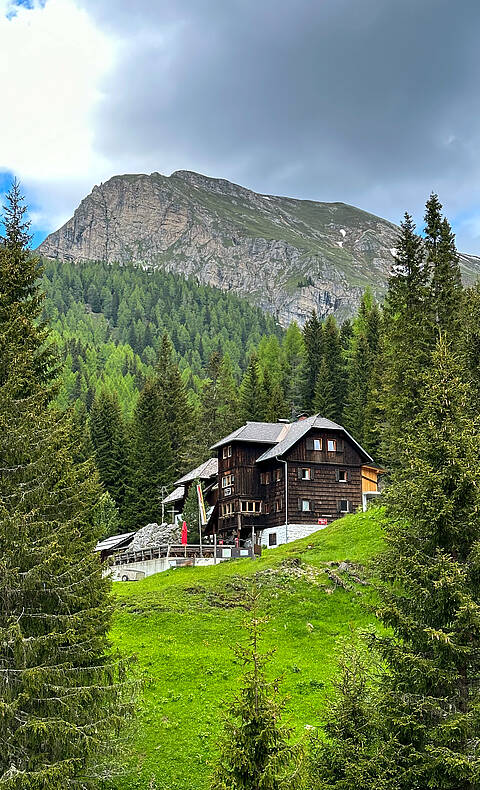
top-left (162, 414), bottom-right (382, 549)
top-left (209, 414), bottom-right (382, 547)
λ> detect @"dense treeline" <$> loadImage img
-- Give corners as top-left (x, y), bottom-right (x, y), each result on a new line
top-left (310, 196), bottom-right (480, 789)
top-left (41, 259), bottom-right (281, 414)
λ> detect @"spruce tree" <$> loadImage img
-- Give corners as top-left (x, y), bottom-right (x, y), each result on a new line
top-left (181, 481), bottom-right (200, 543)
top-left (216, 353), bottom-right (240, 437)
top-left (380, 213), bottom-right (430, 466)
top-left (239, 353), bottom-right (266, 422)
top-left (301, 311), bottom-right (323, 410)
top-left (211, 597), bottom-right (304, 790)
top-left (312, 358), bottom-right (337, 420)
top-left (131, 375), bottom-right (174, 528)
top-left (321, 315), bottom-right (345, 421)
top-left (312, 338), bottom-right (480, 789)
top-left (0, 182), bottom-right (130, 787)
top-left (156, 332), bottom-right (194, 476)
top-left (282, 322), bottom-right (305, 417)
top-left (89, 388), bottom-right (131, 519)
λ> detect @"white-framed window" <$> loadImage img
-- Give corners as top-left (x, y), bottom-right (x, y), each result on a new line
top-left (338, 499), bottom-right (351, 513)
top-left (338, 470), bottom-right (348, 483)
top-left (221, 502), bottom-right (234, 517)
top-left (260, 471), bottom-right (271, 485)
top-left (241, 500), bottom-right (261, 513)
top-left (274, 468), bottom-right (282, 482)
top-left (222, 445), bottom-right (232, 459)
top-left (314, 438), bottom-right (322, 451)
top-left (269, 533), bottom-right (277, 546)
top-left (301, 467), bottom-right (311, 480)
top-left (327, 439), bottom-right (337, 452)
top-left (300, 499), bottom-right (312, 512)
top-left (222, 474), bottom-right (234, 488)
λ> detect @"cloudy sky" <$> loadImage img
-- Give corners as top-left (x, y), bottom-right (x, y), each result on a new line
top-left (1, 0), bottom-right (480, 252)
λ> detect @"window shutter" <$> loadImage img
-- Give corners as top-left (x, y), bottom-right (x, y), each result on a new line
top-left (298, 498), bottom-right (302, 511)
top-left (297, 467), bottom-right (302, 480)
top-left (336, 438), bottom-right (344, 453)
top-left (336, 500), bottom-right (342, 512)
top-left (310, 500), bottom-right (314, 512)
top-left (347, 500), bottom-right (352, 512)
top-left (306, 438), bottom-right (314, 450)
top-left (310, 467), bottom-right (315, 480)
top-left (335, 469), bottom-right (340, 482)
top-left (346, 471), bottom-right (350, 482)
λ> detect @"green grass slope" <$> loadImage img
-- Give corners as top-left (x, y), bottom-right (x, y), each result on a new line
top-left (111, 508), bottom-right (386, 790)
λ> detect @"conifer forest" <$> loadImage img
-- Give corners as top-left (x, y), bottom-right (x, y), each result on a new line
top-left (3, 3), bottom-right (480, 787)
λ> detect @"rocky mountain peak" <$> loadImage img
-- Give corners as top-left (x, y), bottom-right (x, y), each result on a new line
top-left (37, 171), bottom-right (480, 326)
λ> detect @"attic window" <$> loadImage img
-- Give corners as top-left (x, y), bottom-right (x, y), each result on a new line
top-left (327, 439), bottom-right (337, 453)
top-left (313, 438), bottom-right (322, 451)
top-left (223, 445), bottom-right (232, 459)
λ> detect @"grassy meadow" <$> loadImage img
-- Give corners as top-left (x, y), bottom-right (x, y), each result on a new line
top-left (110, 508), bottom-right (386, 789)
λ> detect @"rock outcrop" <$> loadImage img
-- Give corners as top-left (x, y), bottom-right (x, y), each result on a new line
top-left (38, 170), bottom-right (480, 325)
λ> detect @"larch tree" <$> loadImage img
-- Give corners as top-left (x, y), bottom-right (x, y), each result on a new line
top-left (0, 181), bottom-right (131, 788)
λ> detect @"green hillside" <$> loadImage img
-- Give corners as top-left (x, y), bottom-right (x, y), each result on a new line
top-left (111, 508), bottom-right (385, 790)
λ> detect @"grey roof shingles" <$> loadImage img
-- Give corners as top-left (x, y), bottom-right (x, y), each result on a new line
top-left (162, 485), bottom-right (185, 505)
top-left (174, 457), bottom-right (218, 486)
top-left (210, 421), bottom-right (290, 449)
top-left (255, 414), bottom-right (374, 464)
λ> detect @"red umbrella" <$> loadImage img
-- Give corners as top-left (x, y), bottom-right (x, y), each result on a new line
top-left (181, 520), bottom-right (188, 545)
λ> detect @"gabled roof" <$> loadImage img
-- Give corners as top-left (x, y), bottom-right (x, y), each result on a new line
top-left (174, 457), bottom-right (218, 486)
top-left (210, 421), bottom-right (291, 450)
top-left (94, 532), bottom-right (135, 553)
top-left (162, 485), bottom-right (185, 505)
top-left (255, 414), bottom-right (374, 464)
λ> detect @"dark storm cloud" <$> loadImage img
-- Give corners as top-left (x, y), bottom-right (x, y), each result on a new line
top-left (84, 0), bottom-right (480, 250)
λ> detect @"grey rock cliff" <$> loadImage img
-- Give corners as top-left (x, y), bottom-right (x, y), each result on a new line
top-left (38, 170), bottom-right (480, 325)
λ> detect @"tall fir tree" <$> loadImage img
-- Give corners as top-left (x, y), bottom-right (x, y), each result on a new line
top-left (0, 182), bottom-right (131, 788)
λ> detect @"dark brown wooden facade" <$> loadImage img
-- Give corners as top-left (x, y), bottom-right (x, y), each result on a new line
top-left (212, 422), bottom-right (380, 543)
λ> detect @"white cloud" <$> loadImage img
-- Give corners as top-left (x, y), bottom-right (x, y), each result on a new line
top-left (0, 0), bottom-right (116, 228)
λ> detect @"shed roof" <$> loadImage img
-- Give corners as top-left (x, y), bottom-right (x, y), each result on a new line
top-left (162, 485), bottom-right (185, 505)
top-left (174, 457), bottom-right (218, 486)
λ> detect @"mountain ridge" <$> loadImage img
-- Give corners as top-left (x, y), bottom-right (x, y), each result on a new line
top-left (38, 170), bottom-right (480, 325)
